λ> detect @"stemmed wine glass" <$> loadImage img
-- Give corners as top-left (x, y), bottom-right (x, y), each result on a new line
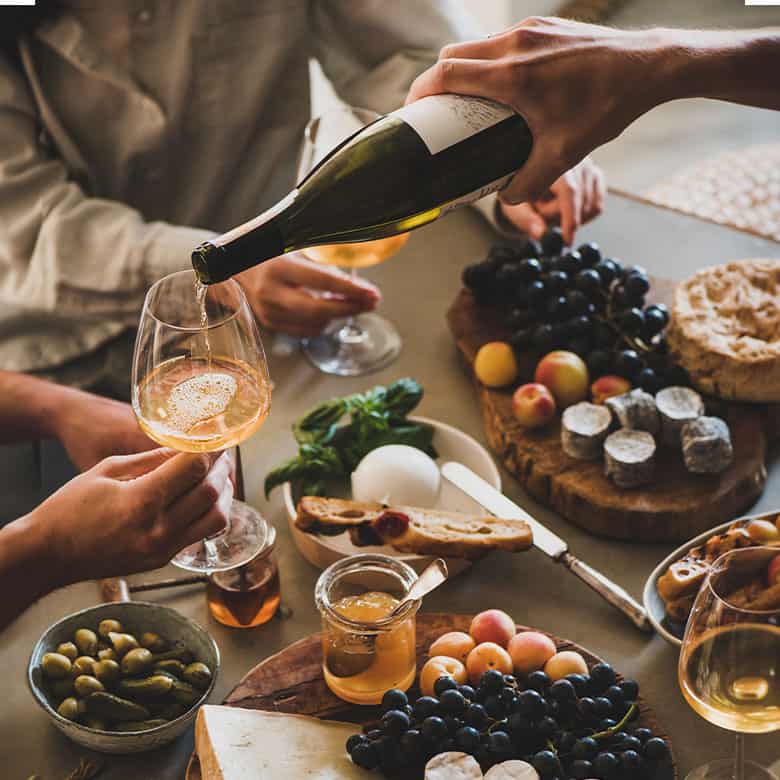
top-left (298, 107), bottom-right (410, 376)
top-left (678, 545), bottom-right (780, 780)
top-left (131, 270), bottom-right (272, 572)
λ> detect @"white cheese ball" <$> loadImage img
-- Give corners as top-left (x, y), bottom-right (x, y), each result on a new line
top-left (351, 445), bottom-right (440, 507)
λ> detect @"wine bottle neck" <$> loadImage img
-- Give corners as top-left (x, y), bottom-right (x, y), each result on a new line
top-left (192, 191), bottom-right (297, 284)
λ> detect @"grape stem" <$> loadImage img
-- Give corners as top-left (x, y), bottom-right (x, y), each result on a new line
top-left (590, 702), bottom-right (638, 740)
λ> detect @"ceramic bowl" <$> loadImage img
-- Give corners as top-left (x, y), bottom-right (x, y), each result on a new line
top-left (28, 601), bottom-right (219, 753)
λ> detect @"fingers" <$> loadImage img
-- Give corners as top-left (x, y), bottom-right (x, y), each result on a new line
top-left (139, 451), bottom-right (221, 505)
top-left (584, 164), bottom-right (606, 223)
top-left (166, 452), bottom-right (233, 533)
top-left (555, 177), bottom-right (582, 246)
top-left (274, 255), bottom-right (380, 304)
top-left (177, 486), bottom-right (233, 550)
top-left (406, 58), bottom-right (505, 105)
top-left (498, 201), bottom-right (546, 239)
top-left (97, 448), bottom-right (178, 480)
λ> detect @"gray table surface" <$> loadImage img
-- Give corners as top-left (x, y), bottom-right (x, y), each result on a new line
top-left (3, 197), bottom-right (780, 779)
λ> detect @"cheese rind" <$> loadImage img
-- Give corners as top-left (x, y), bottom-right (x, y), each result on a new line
top-left (195, 705), bottom-right (370, 779)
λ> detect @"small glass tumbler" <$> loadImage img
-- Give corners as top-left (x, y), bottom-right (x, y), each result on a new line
top-left (315, 554), bottom-right (419, 705)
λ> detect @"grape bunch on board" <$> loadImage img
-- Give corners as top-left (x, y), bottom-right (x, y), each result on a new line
top-left (461, 228), bottom-right (688, 393)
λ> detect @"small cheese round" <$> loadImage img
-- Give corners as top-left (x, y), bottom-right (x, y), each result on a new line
top-left (604, 429), bottom-right (656, 488)
top-left (561, 402), bottom-right (612, 460)
top-left (656, 386), bottom-right (704, 446)
top-left (681, 416), bottom-right (733, 474)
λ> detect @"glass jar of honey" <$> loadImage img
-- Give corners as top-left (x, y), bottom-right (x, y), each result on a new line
top-left (315, 554), bottom-right (419, 705)
top-left (207, 516), bottom-right (279, 628)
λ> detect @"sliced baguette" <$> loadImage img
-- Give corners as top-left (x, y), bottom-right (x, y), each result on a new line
top-left (296, 496), bottom-right (532, 559)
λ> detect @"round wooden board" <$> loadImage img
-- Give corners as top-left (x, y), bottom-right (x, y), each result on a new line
top-left (446, 277), bottom-right (771, 543)
top-left (186, 612), bottom-right (676, 779)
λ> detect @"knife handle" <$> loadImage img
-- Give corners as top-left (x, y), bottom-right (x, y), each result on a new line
top-left (561, 553), bottom-right (653, 633)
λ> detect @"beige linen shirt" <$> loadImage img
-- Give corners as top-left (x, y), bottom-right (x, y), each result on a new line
top-left (0, 0), bottom-right (492, 378)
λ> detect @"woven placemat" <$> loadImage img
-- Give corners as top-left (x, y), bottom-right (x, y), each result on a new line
top-left (638, 143), bottom-right (780, 243)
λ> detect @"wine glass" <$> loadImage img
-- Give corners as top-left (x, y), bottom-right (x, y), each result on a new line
top-left (678, 545), bottom-right (780, 780)
top-left (298, 106), bottom-right (409, 376)
top-left (131, 270), bottom-right (272, 572)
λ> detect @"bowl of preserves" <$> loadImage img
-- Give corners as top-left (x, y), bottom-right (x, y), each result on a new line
top-left (27, 601), bottom-right (219, 753)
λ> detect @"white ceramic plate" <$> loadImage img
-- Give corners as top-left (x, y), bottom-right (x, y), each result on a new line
top-left (643, 509), bottom-right (779, 646)
top-left (283, 415), bottom-right (501, 574)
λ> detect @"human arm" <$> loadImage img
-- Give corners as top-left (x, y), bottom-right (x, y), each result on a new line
top-left (0, 449), bottom-right (232, 628)
top-left (406, 19), bottom-right (780, 204)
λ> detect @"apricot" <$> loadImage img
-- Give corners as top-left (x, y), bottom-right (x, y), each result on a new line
top-left (466, 642), bottom-right (513, 684)
top-left (469, 609), bottom-right (516, 648)
top-left (535, 351), bottom-right (589, 408)
top-left (420, 655), bottom-right (467, 697)
top-left (544, 650), bottom-right (588, 681)
top-left (474, 342), bottom-right (519, 388)
top-left (591, 375), bottom-right (632, 405)
top-left (512, 383), bottom-right (557, 429)
top-left (429, 632), bottom-right (476, 665)
top-left (746, 519), bottom-right (780, 543)
top-left (507, 631), bottom-right (557, 675)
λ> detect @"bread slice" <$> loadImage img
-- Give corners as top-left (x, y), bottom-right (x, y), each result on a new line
top-left (296, 496), bottom-right (532, 559)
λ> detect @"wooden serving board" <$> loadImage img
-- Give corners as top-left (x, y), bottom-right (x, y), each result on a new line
top-left (446, 277), bottom-right (770, 544)
top-left (186, 612), bottom-right (676, 779)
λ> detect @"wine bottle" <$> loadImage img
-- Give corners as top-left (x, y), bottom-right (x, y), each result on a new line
top-left (192, 94), bottom-right (533, 284)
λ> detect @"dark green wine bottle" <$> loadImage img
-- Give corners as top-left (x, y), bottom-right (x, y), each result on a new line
top-left (192, 95), bottom-right (533, 284)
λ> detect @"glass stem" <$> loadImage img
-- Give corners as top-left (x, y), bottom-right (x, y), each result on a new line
top-left (338, 267), bottom-right (366, 345)
top-left (734, 733), bottom-right (745, 780)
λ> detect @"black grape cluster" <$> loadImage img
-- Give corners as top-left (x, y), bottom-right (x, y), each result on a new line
top-left (461, 228), bottom-right (688, 392)
top-left (347, 664), bottom-right (671, 778)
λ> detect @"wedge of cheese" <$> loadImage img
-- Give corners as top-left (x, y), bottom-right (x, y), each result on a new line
top-left (195, 705), bottom-right (370, 779)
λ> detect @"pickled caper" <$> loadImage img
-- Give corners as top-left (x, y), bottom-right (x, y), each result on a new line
top-left (84, 717), bottom-right (107, 730)
top-left (93, 659), bottom-right (121, 686)
top-left (182, 662), bottom-right (212, 689)
top-left (74, 628), bottom-right (98, 656)
top-left (71, 656), bottom-right (95, 678)
top-left (108, 631), bottom-right (139, 657)
top-left (97, 647), bottom-right (117, 662)
top-left (120, 647), bottom-right (154, 676)
top-left (49, 677), bottom-right (74, 699)
top-left (74, 675), bottom-right (105, 697)
top-left (171, 679), bottom-right (199, 706)
top-left (118, 674), bottom-right (174, 700)
top-left (57, 697), bottom-right (80, 721)
top-left (98, 619), bottom-right (123, 639)
top-left (41, 652), bottom-right (72, 680)
top-left (85, 691), bottom-right (150, 722)
top-left (153, 659), bottom-right (186, 678)
top-left (140, 631), bottom-right (168, 653)
top-left (56, 642), bottom-right (78, 661)
top-left (151, 642), bottom-right (194, 665)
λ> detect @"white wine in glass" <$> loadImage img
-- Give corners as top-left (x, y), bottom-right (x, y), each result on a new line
top-left (132, 270), bottom-right (272, 572)
top-left (678, 546), bottom-right (780, 780)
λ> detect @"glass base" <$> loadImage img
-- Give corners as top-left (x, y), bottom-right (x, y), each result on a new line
top-left (302, 312), bottom-right (401, 376)
top-left (686, 760), bottom-right (778, 780)
top-left (171, 500), bottom-right (265, 574)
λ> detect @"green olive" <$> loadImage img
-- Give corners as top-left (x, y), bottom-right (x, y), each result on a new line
top-left (74, 675), bottom-right (105, 697)
top-left (182, 662), bottom-right (212, 689)
top-left (71, 656), bottom-right (95, 678)
top-left (74, 628), bottom-right (98, 656)
top-left (93, 659), bottom-right (121, 686)
top-left (108, 631), bottom-right (139, 657)
top-left (56, 642), bottom-right (78, 661)
top-left (57, 697), bottom-right (80, 721)
top-left (140, 631), bottom-right (168, 653)
top-left (97, 647), bottom-right (117, 662)
top-left (120, 647), bottom-right (154, 677)
top-left (98, 619), bottom-right (123, 639)
top-left (41, 652), bottom-right (72, 680)
top-left (49, 677), bottom-right (74, 699)
top-left (84, 717), bottom-right (107, 730)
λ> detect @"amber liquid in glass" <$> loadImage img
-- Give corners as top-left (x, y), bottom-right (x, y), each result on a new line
top-left (207, 556), bottom-right (280, 628)
top-left (305, 233), bottom-right (409, 269)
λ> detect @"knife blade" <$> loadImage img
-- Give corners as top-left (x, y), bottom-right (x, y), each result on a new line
top-left (441, 462), bottom-right (652, 633)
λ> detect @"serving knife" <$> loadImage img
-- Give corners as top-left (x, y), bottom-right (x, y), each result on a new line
top-left (441, 461), bottom-right (653, 633)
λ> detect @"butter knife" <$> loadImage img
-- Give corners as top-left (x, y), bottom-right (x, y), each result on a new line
top-left (441, 461), bottom-right (653, 633)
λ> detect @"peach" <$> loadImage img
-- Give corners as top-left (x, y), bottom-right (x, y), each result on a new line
top-left (534, 351), bottom-right (589, 408)
top-left (768, 555), bottom-right (780, 587)
top-left (466, 642), bottom-right (514, 684)
top-left (507, 631), bottom-right (557, 676)
top-left (469, 609), bottom-right (516, 648)
top-left (591, 375), bottom-right (631, 405)
top-left (474, 342), bottom-right (519, 389)
top-left (746, 519), bottom-right (780, 543)
top-left (429, 632), bottom-right (476, 665)
top-left (512, 383), bottom-right (557, 429)
top-left (420, 655), bottom-right (468, 697)
top-left (544, 650), bottom-right (588, 681)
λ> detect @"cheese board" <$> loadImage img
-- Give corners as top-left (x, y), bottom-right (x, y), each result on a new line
top-left (186, 612), bottom-right (676, 779)
top-left (446, 275), bottom-right (770, 544)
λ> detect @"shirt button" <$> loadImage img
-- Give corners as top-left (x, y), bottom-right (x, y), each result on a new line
top-left (136, 8), bottom-right (152, 23)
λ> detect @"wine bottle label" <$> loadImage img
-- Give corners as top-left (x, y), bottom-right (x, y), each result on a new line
top-left (393, 94), bottom-right (514, 155)
top-left (438, 173), bottom-right (514, 216)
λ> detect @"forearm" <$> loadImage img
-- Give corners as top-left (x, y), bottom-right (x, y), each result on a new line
top-left (0, 371), bottom-right (71, 443)
top-left (0, 511), bottom-right (60, 629)
top-left (653, 28), bottom-right (780, 110)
